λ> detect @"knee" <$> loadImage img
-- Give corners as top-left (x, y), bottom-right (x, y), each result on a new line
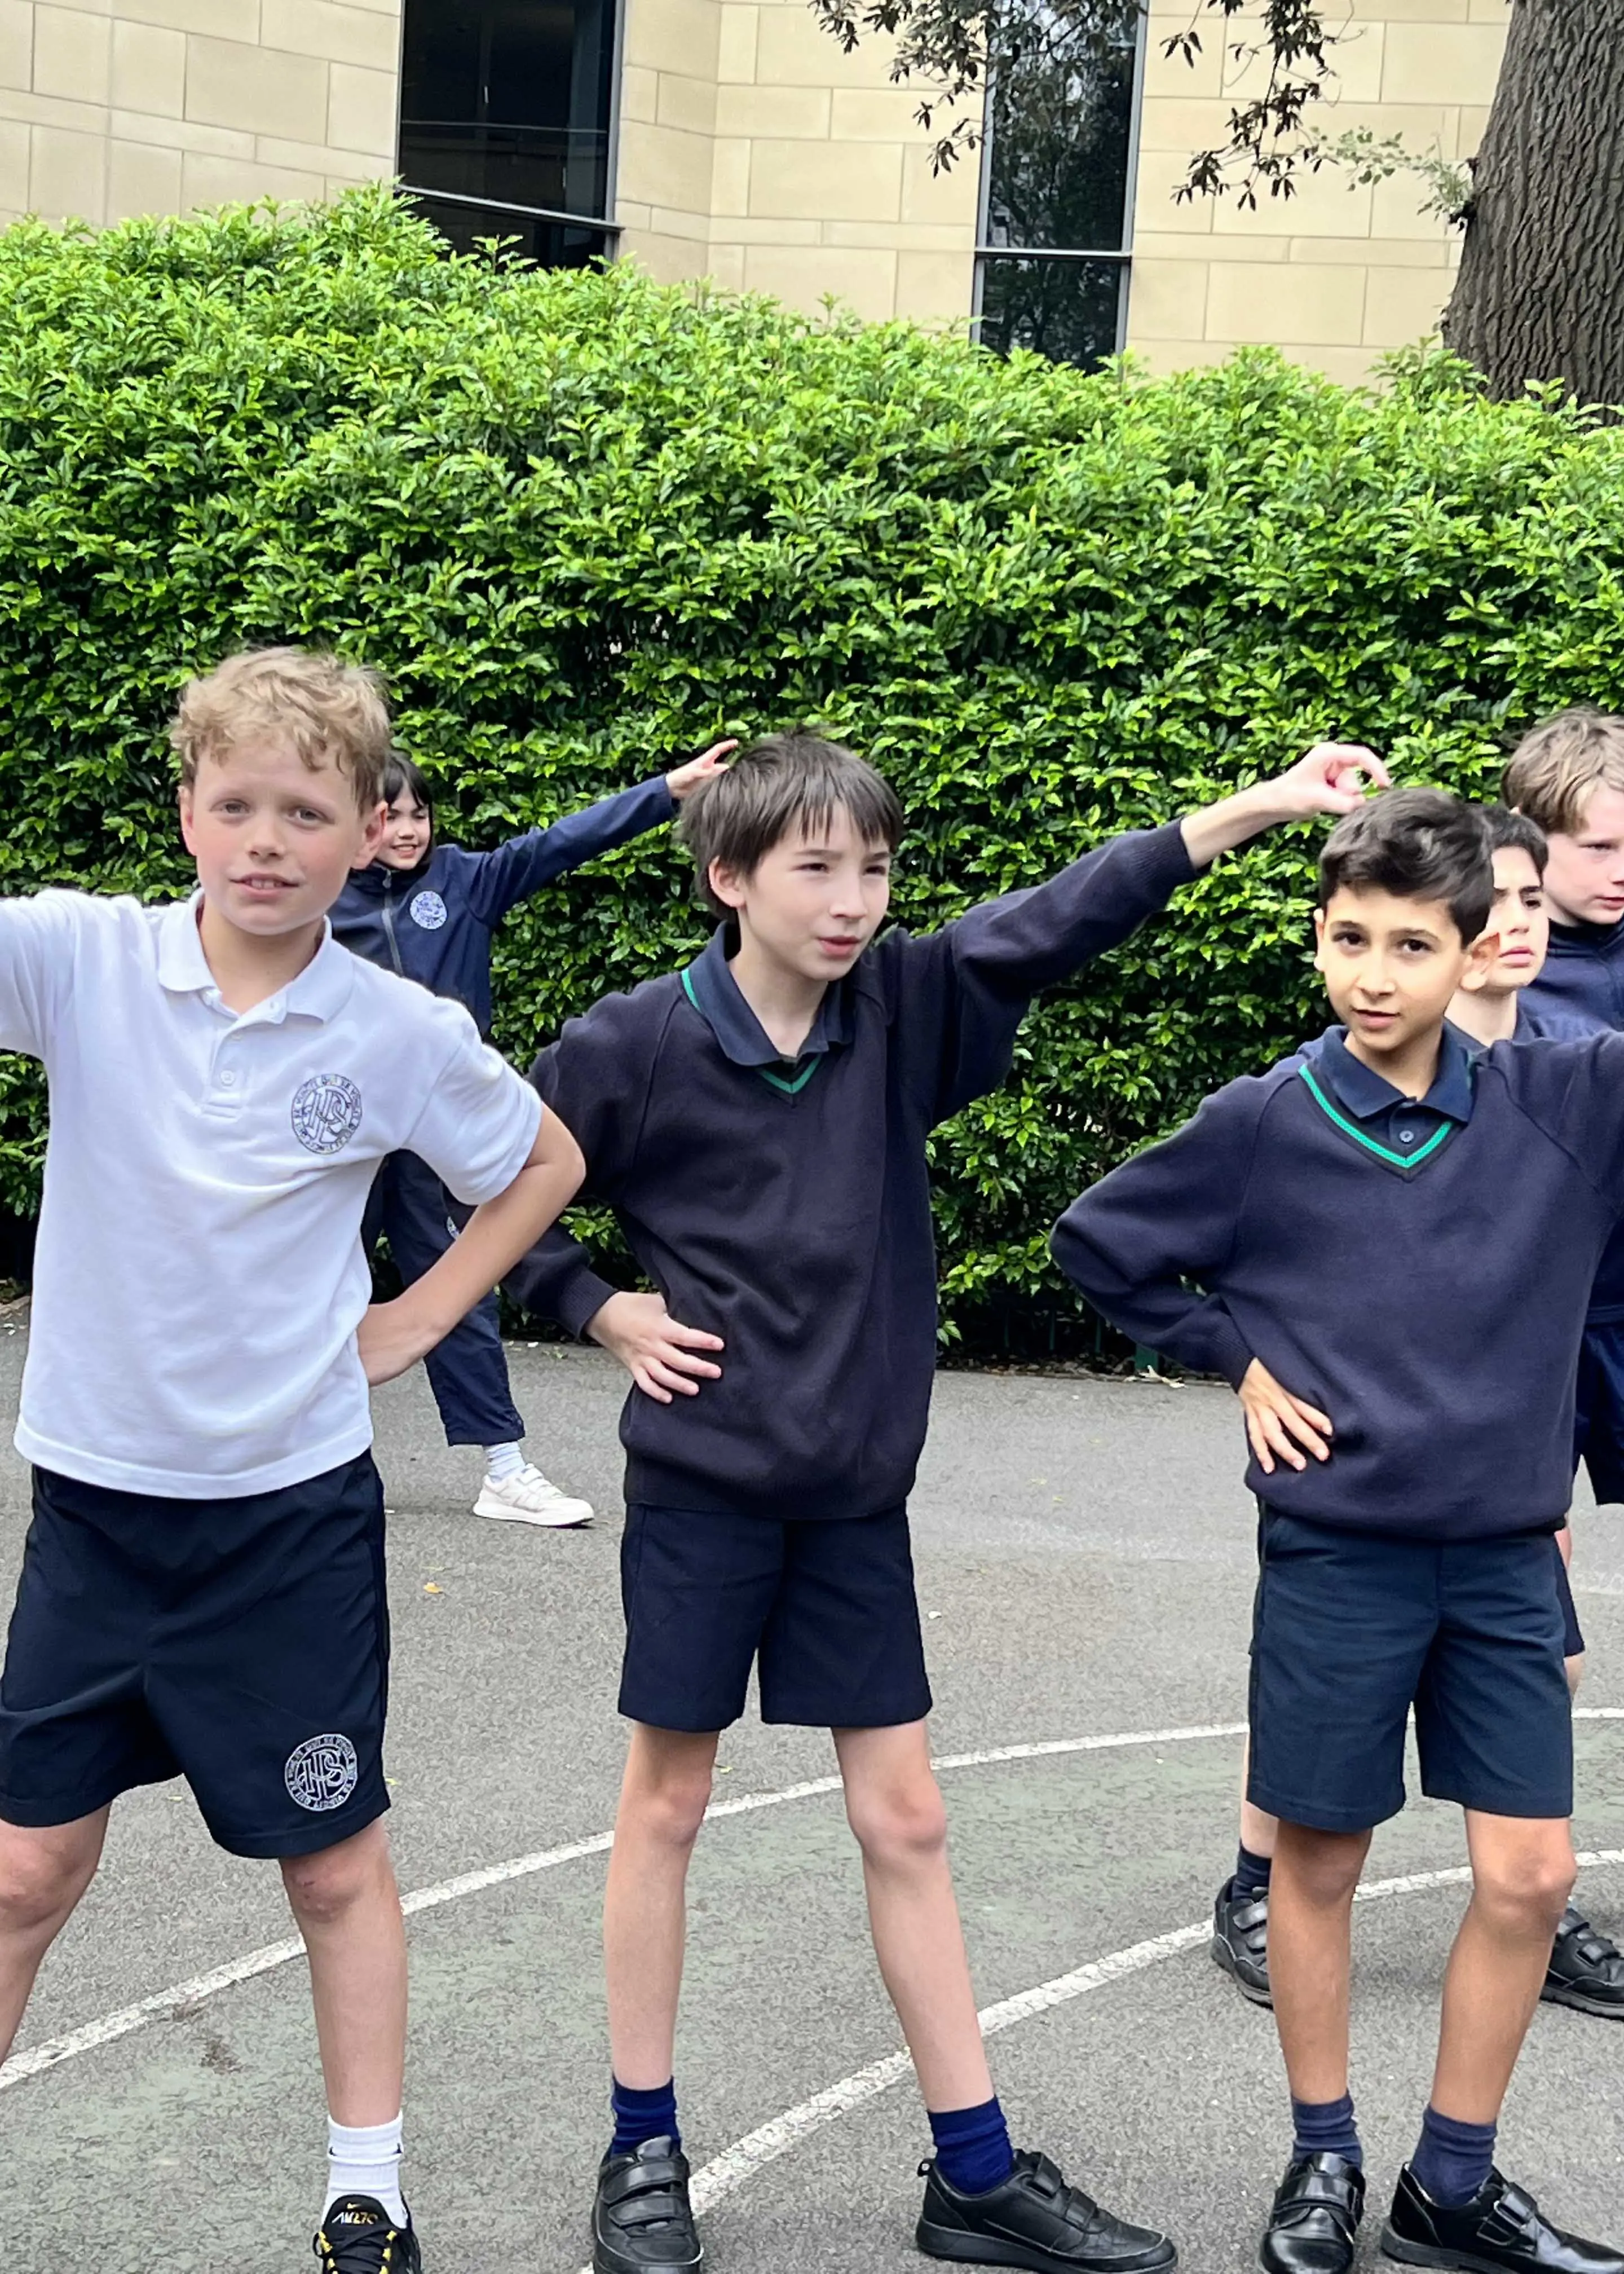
top-left (1475, 1846), bottom-right (1576, 1936)
top-left (281, 1832), bottom-right (392, 1928)
top-left (628, 1765), bottom-right (713, 1853)
top-left (1278, 1830), bottom-right (1367, 1909)
top-left (0, 1839), bottom-right (95, 1935)
top-left (846, 1775), bottom-right (949, 1871)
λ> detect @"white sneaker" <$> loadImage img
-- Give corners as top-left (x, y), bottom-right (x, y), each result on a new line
top-left (472, 1466), bottom-right (595, 1527)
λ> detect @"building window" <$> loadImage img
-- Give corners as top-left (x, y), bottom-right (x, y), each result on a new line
top-left (974, 0), bottom-right (1146, 366)
top-left (399, 0), bottom-right (621, 267)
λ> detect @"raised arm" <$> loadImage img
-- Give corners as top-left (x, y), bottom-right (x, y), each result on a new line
top-left (907, 743), bottom-right (1387, 1121)
top-left (466, 742), bottom-right (736, 924)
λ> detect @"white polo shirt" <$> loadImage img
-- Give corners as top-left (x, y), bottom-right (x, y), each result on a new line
top-left (1, 890), bottom-right (542, 1499)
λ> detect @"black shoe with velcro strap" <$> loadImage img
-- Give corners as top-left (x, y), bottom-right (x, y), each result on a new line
top-left (1212, 1877), bottom-right (1273, 2007)
top-left (593, 2135), bottom-right (704, 2274)
top-left (312, 2196), bottom-right (421, 2274)
top-left (1541, 1906), bottom-right (1624, 2020)
top-left (1259, 2153), bottom-right (1365, 2274)
top-left (1380, 2162), bottom-right (1624, 2273)
top-left (917, 2147), bottom-right (1177, 2271)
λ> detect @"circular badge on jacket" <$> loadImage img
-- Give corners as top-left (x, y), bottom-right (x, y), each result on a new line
top-left (409, 889), bottom-right (448, 930)
top-left (291, 1073), bottom-right (363, 1156)
top-left (284, 1732), bottom-right (359, 1813)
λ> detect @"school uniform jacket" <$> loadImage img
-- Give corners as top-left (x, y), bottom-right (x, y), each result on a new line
top-left (331, 775), bottom-right (674, 1034)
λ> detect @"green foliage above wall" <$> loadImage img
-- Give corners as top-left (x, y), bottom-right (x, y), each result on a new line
top-left (3, 189), bottom-right (1623, 1342)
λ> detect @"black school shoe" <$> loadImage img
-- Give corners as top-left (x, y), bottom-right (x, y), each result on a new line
top-left (917, 2148), bottom-right (1177, 2271)
top-left (593, 2136), bottom-right (703, 2273)
top-left (1380, 2163), bottom-right (1624, 2272)
top-left (1212, 1877), bottom-right (1273, 2007)
top-left (1259, 2154), bottom-right (1364, 2274)
top-left (1541, 1906), bottom-right (1624, 2019)
top-left (312, 2196), bottom-right (421, 2273)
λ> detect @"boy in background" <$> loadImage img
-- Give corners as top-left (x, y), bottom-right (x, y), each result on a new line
top-left (511, 729), bottom-right (1384, 2274)
top-left (1056, 788), bottom-right (1624, 2274)
top-left (0, 649), bottom-right (583, 2274)
top-left (333, 735), bottom-right (732, 1527)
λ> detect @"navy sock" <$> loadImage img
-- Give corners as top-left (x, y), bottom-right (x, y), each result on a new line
top-left (1235, 1844), bottom-right (1274, 1898)
top-left (929, 2097), bottom-right (1014, 2195)
top-left (1411, 2106), bottom-right (1495, 2209)
top-left (610, 2077), bottom-right (680, 2158)
top-left (1290, 2092), bottom-right (1362, 2170)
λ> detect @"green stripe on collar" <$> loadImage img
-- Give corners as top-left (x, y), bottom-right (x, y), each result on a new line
top-left (681, 964), bottom-right (822, 1096)
top-left (1298, 1062), bottom-right (1455, 1170)
top-left (755, 1057), bottom-right (822, 1096)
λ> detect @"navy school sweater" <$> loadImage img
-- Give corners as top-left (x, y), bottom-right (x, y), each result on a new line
top-left (1051, 1026), bottom-right (1624, 1542)
top-left (1526, 915), bottom-right (1624, 1030)
top-left (331, 774), bottom-right (674, 1034)
top-left (508, 821), bottom-right (1198, 1520)
top-left (1522, 948), bottom-right (1624, 1322)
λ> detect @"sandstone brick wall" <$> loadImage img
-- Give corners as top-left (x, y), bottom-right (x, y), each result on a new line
top-left (1124, 0), bottom-right (1509, 379)
top-left (614, 0), bottom-right (979, 324)
top-left (0, 0), bottom-right (401, 229)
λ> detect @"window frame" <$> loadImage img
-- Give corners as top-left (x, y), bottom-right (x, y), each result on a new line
top-left (971, 0), bottom-right (1150, 363)
top-left (394, 0), bottom-right (628, 259)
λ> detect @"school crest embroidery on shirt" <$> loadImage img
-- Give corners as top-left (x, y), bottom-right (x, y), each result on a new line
top-left (291, 1073), bottom-right (363, 1156)
top-left (409, 889), bottom-right (448, 930)
top-left (284, 1732), bottom-right (359, 1812)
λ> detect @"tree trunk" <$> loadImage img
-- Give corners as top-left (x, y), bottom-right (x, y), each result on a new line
top-left (1444, 0), bottom-right (1624, 402)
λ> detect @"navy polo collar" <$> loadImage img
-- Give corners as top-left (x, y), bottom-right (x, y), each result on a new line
top-left (681, 926), bottom-right (851, 1069)
top-left (1548, 916), bottom-right (1624, 959)
top-left (1316, 1022), bottom-right (1476, 1127)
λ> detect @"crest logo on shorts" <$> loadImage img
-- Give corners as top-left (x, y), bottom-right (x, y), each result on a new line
top-left (409, 889), bottom-right (448, 931)
top-left (291, 1073), bottom-right (363, 1156)
top-left (285, 1732), bottom-right (359, 1813)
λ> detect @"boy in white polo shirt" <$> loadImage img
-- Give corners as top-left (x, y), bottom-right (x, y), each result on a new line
top-left (0, 648), bottom-right (584, 2273)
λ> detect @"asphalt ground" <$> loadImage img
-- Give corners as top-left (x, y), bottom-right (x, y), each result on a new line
top-left (1, 1319), bottom-right (1622, 2273)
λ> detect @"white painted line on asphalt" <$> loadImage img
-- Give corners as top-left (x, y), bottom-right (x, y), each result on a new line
top-left (8, 1713), bottom-right (1619, 2100)
top-left (646, 1844), bottom-right (1624, 2249)
top-left (0, 1720), bottom-right (1248, 2094)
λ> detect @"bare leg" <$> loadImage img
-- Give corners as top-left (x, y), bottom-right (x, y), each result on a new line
top-left (1268, 1820), bottom-right (1371, 2103)
top-left (1431, 1813), bottom-right (1574, 2125)
top-left (281, 1819), bottom-right (407, 2125)
top-left (0, 1810), bottom-right (108, 2061)
top-left (603, 1724), bottom-right (718, 2089)
top-left (1239, 1733), bottom-right (1281, 1860)
top-left (836, 1721), bottom-right (994, 2112)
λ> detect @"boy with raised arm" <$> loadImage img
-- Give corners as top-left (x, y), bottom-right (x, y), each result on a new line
top-left (509, 729), bottom-right (1382, 2274)
top-left (1054, 788), bottom-right (1624, 2274)
top-left (333, 735), bottom-right (732, 1528)
top-left (0, 649), bottom-right (583, 2274)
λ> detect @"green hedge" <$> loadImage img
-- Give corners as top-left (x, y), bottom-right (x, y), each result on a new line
top-left (4, 188), bottom-right (1624, 1342)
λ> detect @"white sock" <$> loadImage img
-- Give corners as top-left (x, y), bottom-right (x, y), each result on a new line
top-left (324, 2113), bottom-right (407, 2227)
top-left (483, 1440), bottom-right (526, 1483)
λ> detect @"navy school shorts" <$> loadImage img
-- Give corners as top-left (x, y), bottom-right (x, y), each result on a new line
top-left (0, 1456), bottom-right (391, 1858)
top-left (1574, 1319), bottom-right (1624, 1509)
top-left (1248, 1509), bottom-right (1573, 1833)
top-left (618, 1502), bottom-right (933, 1733)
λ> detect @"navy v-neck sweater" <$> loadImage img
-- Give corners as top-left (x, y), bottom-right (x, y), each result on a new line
top-left (509, 821), bottom-right (1197, 1520)
top-left (1052, 1031), bottom-right (1624, 1541)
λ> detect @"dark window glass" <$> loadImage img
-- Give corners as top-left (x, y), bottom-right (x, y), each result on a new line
top-left (400, 0), bottom-right (616, 225)
top-left (976, 254), bottom-right (1126, 367)
top-left (405, 192), bottom-right (615, 269)
top-left (976, 0), bottom-right (1142, 367)
top-left (983, 0), bottom-right (1141, 255)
